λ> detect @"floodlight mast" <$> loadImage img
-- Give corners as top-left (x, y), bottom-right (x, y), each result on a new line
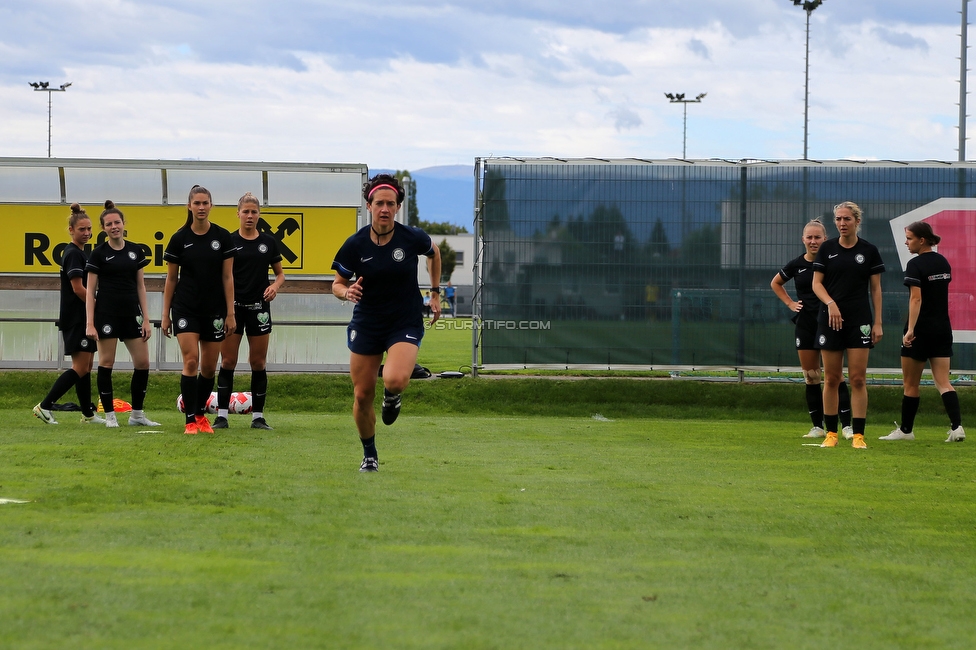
top-left (664, 92), bottom-right (707, 159)
top-left (29, 81), bottom-right (71, 157)
top-left (791, 0), bottom-right (824, 159)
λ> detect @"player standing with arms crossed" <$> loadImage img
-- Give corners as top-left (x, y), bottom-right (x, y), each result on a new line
top-left (33, 204), bottom-right (103, 425)
top-left (771, 219), bottom-right (854, 438)
top-left (85, 200), bottom-right (159, 428)
top-left (332, 174), bottom-right (441, 472)
top-left (880, 221), bottom-right (965, 442)
top-left (812, 201), bottom-right (885, 449)
top-left (161, 186), bottom-right (237, 435)
top-left (214, 192), bottom-right (285, 430)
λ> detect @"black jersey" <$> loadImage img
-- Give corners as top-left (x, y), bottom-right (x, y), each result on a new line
top-left (86, 240), bottom-right (150, 318)
top-left (813, 237), bottom-right (885, 324)
top-left (59, 244), bottom-right (89, 330)
top-left (332, 223), bottom-right (433, 323)
top-left (905, 251), bottom-right (952, 333)
top-left (231, 232), bottom-right (282, 303)
top-left (778, 254), bottom-right (819, 319)
top-left (163, 223), bottom-right (238, 316)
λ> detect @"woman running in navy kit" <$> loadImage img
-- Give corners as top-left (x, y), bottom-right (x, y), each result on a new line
top-left (161, 185), bottom-right (237, 435)
top-left (332, 174), bottom-right (441, 472)
top-left (880, 221), bottom-right (965, 442)
top-left (771, 219), bottom-right (853, 439)
top-left (214, 192), bottom-right (285, 431)
top-left (85, 200), bottom-right (159, 428)
top-left (812, 201), bottom-right (885, 449)
top-left (33, 203), bottom-right (103, 425)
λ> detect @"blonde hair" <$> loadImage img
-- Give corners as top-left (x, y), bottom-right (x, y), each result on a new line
top-left (238, 191), bottom-right (260, 209)
top-left (803, 218), bottom-right (827, 238)
top-left (833, 201), bottom-right (863, 233)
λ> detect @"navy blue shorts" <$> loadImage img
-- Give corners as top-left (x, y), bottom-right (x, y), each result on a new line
top-left (347, 320), bottom-right (424, 356)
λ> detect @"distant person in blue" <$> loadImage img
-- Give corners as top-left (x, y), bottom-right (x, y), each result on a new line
top-left (85, 200), bottom-right (159, 428)
top-left (33, 203), bottom-right (103, 426)
top-left (880, 221), bottom-right (965, 442)
top-left (812, 201), bottom-right (885, 449)
top-left (445, 281), bottom-right (456, 316)
top-left (214, 192), bottom-right (285, 431)
top-left (332, 174), bottom-right (441, 472)
top-left (771, 219), bottom-right (853, 439)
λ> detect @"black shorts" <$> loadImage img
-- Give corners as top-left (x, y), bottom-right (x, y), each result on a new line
top-left (173, 311), bottom-right (227, 343)
top-left (347, 319), bottom-right (424, 356)
top-left (816, 321), bottom-right (874, 351)
top-left (233, 301), bottom-right (272, 337)
top-left (61, 323), bottom-right (96, 356)
top-left (94, 312), bottom-right (144, 341)
top-left (901, 327), bottom-right (953, 361)
top-left (794, 312), bottom-right (818, 350)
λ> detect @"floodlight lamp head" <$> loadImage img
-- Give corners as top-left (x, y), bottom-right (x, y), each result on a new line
top-left (665, 93), bottom-right (674, 100)
top-left (696, 93), bottom-right (707, 101)
top-left (29, 82), bottom-right (39, 88)
top-left (60, 82), bottom-right (72, 90)
top-left (40, 81), bottom-right (50, 88)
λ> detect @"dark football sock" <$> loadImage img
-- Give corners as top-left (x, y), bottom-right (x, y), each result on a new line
top-left (361, 435), bottom-right (378, 460)
top-left (251, 369), bottom-right (268, 413)
top-left (217, 367), bottom-right (235, 410)
top-left (942, 391), bottom-right (962, 430)
top-left (181, 374), bottom-right (197, 424)
top-left (41, 368), bottom-right (79, 409)
top-left (900, 395), bottom-right (921, 433)
top-left (837, 381), bottom-right (852, 428)
top-left (196, 374), bottom-right (215, 417)
top-left (97, 366), bottom-right (114, 412)
top-left (131, 368), bottom-right (149, 411)
top-left (805, 383), bottom-right (823, 428)
top-left (75, 372), bottom-right (95, 417)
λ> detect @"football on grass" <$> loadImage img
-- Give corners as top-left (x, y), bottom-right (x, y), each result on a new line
top-left (229, 391), bottom-right (253, 415)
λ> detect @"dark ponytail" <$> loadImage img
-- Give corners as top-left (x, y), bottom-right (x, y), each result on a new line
top-left (184, 185), bottom-right (213, 228)
top-left (99, 199), bottom-right (124, 228)
top-left (906, 220), bottom-right (941, 246)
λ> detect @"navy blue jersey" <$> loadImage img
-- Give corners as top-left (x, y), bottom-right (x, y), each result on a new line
top-left (231, 231), bottom-right (282, 303)
top-left (813, 237), bottom-right (885, 325)
top-left (332, 223), bottom-right (433, 323)
top-left (86, 240), bottom-right (150, 318)
top-left (59, 243), bottom-right (89, 330)
top-left (778, 254), bottom-right (819, 319)
top-left (905, 251), bottom-right (952, 333)
top-left (163, 223), bottom-right (238, 316)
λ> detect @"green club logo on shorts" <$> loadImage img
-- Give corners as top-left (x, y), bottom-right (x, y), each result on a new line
top-left (257, 312), bottom-right (270, 325)
top-left (213, 318), bottom-right (224, 332)
top-left (135, 315), bottom-right (143, 326)
top-left (860, 325), bottom-right (871, 337)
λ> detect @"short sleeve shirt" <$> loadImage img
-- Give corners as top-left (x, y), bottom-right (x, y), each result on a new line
top-left (86, 240), bottom-right (150, 318)
top-left (778, 254), bottom-right (819, 319)
top-left (904, 251), bottom-right (952, 333)
top-left (813, 237), bottom-right (885, 325)
top-left (332, 223), bottom-right (433, 324)
top-left (59, 244), bottom-right (89, 330)
top-left (231, 231), bottom-right (282, 303)
top-left (163, 223), bottom-right (238, 316)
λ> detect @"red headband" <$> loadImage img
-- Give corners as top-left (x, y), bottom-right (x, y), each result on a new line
top-left (368, 184), bottom-right (399, 200)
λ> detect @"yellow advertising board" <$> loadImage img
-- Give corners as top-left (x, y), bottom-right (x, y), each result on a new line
top-left (0, 204), bottom-right (358, 276)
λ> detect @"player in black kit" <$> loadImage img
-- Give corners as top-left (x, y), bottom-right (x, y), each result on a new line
top-left (214, 192), bottom-right (285, 431)
top-left (771, 219), bottom-right (853, 439)
top-left (85, 201), bottom-right (160, 428)
top-left (880, 221), bottom-right (965, 442)
top-left (162, 186), bottom-right (237, 435)
top-left (33, 204), bottom-right (103, 425)
top-left (812, 201), bottom-right (885, 449)
top-left (332, 174), bottom-right (442, 472)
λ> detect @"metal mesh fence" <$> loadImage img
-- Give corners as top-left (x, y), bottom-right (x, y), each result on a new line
top-left (476, 159), bottom-right (976, 372)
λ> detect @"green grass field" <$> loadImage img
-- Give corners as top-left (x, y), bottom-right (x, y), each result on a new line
top-left (3, 368), bottom-right (976, 648)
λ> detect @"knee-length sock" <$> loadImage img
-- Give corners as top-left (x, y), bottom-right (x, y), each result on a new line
top-left (97, 366), bottom-right (114, 412)
top-left (131, 368), bottom-right (149, 411)
top-left (41, 369), bottom-right (79, 409)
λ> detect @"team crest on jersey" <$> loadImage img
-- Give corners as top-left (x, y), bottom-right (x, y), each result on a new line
top-left (349, 329), bottom-right (357, 342)
top-left (102, 324), bottom-right (112, 335)
top-left (393, 248), bottom-right (405, 262)
top-left (128, 251), bottom-right (137, 260)
top-left (213, 318), bottom-right (224, 332)
top-left (210, 240), bottom-right (221, 251)
top-left (258, 244), bottom-right (268, 254)
top-left (855, 254), bottom-right (865, 264)
top-left (177, 318), bottom-right (188, 330)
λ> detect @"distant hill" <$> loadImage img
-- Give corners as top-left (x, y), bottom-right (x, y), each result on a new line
top-left (372, 165), bottom-right (473, 228)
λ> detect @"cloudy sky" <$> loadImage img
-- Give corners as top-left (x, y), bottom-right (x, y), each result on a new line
top-left (1, 1), bottom-right (971, 169)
